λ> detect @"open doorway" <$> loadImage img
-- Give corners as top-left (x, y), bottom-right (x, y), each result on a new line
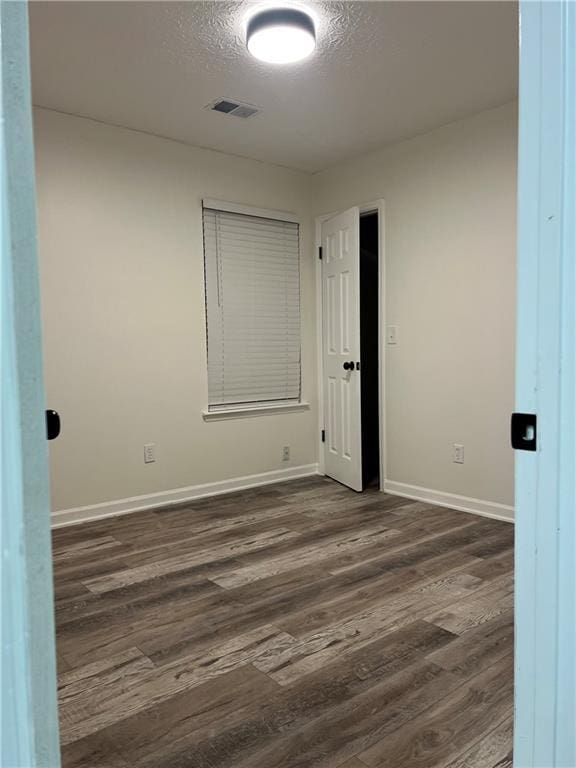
top-left (15, 1), bottom-right (576, 766)
top-left (319, 202), bottom-right (384, 493)
top-left (360, 211), bottom-right (380, 490)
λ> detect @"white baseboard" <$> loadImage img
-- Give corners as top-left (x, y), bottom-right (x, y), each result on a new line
top-left (383, 480), bottom-right (515, 523)
top-left (52, 464), bottom-right (320, 528)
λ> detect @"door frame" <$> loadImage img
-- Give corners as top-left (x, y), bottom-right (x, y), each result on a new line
top-left (1, 2), bottom-right (61, 765)
top-left (315, 199), bottom-right (386, 490)
top-left (4, 0), bottom-right (575, 763)
top-left (513, 1), bottom-right (575, 765)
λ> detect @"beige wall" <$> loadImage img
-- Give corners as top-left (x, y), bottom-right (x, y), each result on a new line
top-left (313, 102), bottom-right (517, 509)
top-left (34, 108), bottom-right (318, 513)
top-left (36, 101), bottom-right (516, 518)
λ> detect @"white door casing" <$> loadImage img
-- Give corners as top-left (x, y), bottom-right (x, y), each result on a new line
top-left (1, 2), bottom-right (61, 764)
top-left (321, 207), bottom-right (363, 491)
top-left (514, 2), bottom-right (576, 765)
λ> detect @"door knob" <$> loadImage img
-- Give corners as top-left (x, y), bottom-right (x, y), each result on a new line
top-left (343, 361), bottom-right (355, 371)
top-left (46, 410), bottom-right (61, 440)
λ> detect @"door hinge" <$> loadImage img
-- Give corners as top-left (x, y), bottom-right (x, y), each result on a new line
top-left (321, 429), bottom-right (325, 443)
top-left (511, 413), bottom-right (537, 451)
top-left (318, 246), bottom-right (323, 261)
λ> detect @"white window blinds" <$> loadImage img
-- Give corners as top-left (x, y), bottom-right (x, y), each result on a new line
top-left (203, 206), bottom-right (301, 410)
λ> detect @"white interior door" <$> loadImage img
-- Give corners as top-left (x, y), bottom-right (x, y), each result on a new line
top-left (321, 207), bottom-right (362, 491)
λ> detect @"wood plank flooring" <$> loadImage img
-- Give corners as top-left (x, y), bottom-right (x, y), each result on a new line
top-left (52, 476), bottom-right (514, 768)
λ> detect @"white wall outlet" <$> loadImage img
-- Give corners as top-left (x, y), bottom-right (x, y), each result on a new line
top-left (386, 325), bottom-right (398, 345)
top-left (144, 443), bottom-right (156, 464)
top-left (282, 445), bottom-right (290, 462)
top-left (453, 443), bottom-right (465, 464)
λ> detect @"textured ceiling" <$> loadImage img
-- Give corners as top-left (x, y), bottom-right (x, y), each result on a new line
top-left (29, 1), bottom-right (518, 173)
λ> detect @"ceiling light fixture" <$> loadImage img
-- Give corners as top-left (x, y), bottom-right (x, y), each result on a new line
top-left (246, 7), bottom-right (316, 65)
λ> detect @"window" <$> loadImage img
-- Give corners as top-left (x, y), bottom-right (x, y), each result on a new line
top-left (203, 202), bottom-right (302, 412)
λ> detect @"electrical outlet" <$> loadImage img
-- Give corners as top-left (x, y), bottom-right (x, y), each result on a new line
top-left (144, 443), bottom-right (156, 464)
top-left (453, 443), bottom-right (464, 464)
top-left (282, 445), bottom-right (290, 462)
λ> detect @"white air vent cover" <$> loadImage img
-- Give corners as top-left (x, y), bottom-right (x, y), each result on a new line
top-left (206, 98), bottom-right (260, 119)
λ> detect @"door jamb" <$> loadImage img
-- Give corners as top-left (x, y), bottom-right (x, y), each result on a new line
top-left (1, 2), bottom-right (61, 765)
top-left (315, 199), bottom-right (386, 491)
top-left (514, 1), bottom-right (575, 764)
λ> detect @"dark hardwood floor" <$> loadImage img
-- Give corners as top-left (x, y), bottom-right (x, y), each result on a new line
top-left (52, 476), bottom-right (514, 768)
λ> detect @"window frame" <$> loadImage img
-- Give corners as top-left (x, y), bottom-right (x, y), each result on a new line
top-left (201, 199), bottom-right (309, 420)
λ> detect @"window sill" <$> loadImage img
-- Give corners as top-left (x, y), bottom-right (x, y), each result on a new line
top-left (202, 402), bottom-right (310, 422)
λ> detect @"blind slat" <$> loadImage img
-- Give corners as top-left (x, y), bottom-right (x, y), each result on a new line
top-left (203, 208), bottom-right (301, 408)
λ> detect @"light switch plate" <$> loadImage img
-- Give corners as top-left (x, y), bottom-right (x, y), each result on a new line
top-left (386, 325), bottom-right (398, 344)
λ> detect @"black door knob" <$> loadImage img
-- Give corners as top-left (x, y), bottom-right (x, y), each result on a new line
top-left (343, 361), bottom-right (355, 371)
top-left (46, 410), bottom-right (61, 440)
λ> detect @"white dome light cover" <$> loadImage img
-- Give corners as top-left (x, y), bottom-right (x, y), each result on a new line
top-left (247, 8), bottom-right (316, 64)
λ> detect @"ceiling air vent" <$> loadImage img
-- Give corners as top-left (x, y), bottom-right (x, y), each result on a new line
top-left (206, 98), bottom-right (260, 119)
